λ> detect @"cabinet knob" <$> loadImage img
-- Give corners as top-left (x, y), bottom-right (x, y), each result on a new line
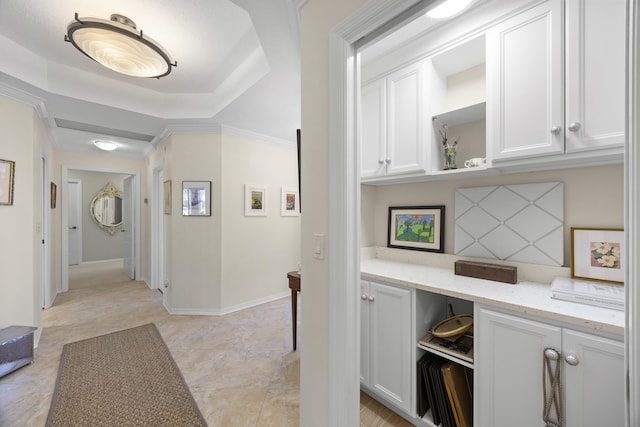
top-left (565, 354), bottom-right (579, 366)
top-left (378, 159), bottom-right (384, 165)
top-left (361, 294), bottom-right (367, 300)
top-left (385, 158), bottom-right (391, 164)
top-left (368, 295), bottom-right (374, 302)
top-left (544, 348), bottom-right (560, 360)
top-left (568, 122), bottom-right (581, 132)
top-left (550, 126), bottom-right (562, 135)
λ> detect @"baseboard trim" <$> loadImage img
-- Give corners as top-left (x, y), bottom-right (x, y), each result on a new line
top-left (163, 291), bottom-right (290, 316)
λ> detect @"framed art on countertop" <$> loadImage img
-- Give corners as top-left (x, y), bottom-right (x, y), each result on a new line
top-left (571, 227), bottom-right (624, 284)
top-left (388, 205), bottom-right (445, 253)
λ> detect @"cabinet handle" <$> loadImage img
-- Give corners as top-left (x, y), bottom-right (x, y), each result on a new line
top-left (368, 295), bottom-right (374, 302)
top-left (385, 158), bottom-right (391, 164)
top-left (378, 160), bottom-right (384, 165)
top-left (550, 126), bottom-right (562, 135)
top-left (568, 122), bottom-right (581, 132)
top-left (361, 294), bottom-right (368, 300)
top-left (565, 354), bottom-right (579, 366)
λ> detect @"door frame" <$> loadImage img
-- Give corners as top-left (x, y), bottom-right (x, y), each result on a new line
top-left (61, 165), bottom-right (141, 292)
top-left (151, 164), bottom-right (165, 292)
top-left (66, 179), bottom-right (83, 267)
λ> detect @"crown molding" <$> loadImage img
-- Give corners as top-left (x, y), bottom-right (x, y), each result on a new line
top-left (157, 123), bottom-right (296, 149)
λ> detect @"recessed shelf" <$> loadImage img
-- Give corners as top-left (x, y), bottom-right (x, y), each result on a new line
top-left (433, 101), bottom-right (486, 127)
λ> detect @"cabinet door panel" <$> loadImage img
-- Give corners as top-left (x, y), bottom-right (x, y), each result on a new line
top-left (360, 282), bottom-right (371, 385)
top-left (369, 282), bottom-right (412, 412)
top-left (387, 62), bottom-right (426, 175)
top-left (487, 0), bottom-right (563, 160)
top-left (476, 307), bottom-right (562, 427)
top-left (361, 80), bottom-right (387, 179)
top-left (562, 329), bottom-right (624, 427)
top-left (565, 0), bottom-right (626, 152)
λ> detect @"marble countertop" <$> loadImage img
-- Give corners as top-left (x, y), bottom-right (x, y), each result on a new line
top-left (361, 257), bottom-right (624, 336)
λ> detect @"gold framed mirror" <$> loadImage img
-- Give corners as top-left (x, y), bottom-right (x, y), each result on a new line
top-left (90, 182), bottom-right (123, 235)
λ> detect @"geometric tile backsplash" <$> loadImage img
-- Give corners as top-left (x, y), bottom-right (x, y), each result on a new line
top-left (454, 182), bottom-right (564, 266)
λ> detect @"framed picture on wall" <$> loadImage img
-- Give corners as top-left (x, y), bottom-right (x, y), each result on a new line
top-left (182, 181), bottom-right (211, 216)
top-left (280, 187), bottom-right (300, 217)
top-left (163, 180), bottom-right (172, 215)
top-left (387, 206), bottom-right (445, 253)
top-left (571, 227), bottom-right (624, 284)
top-left (0, 159), bottom-right (15, 206)
top-left (245, 184), bottom-right (267, 216)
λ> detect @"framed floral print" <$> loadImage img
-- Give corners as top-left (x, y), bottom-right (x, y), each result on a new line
top-left (571, 227), bottom-right (624, 284)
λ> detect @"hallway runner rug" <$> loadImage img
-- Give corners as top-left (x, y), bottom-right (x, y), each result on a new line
top-left (45, 323), bottom-right (207, 427)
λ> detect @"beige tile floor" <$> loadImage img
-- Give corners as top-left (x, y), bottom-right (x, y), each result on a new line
top-left (0, 261), bottom-right (412, 427)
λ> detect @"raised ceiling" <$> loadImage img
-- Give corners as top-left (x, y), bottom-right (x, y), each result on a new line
top-left (0, 0), bottom-right (301, 158)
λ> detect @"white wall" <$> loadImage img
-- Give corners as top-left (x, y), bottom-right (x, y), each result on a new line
top-left (300, 0), bottom-right (370, 425)
top-left (67, 170), bottom-right (129, 262)
top-left (149, 131), bottom-right (301, 313)
top-left (221, 134), bottom-right (300, 309)
top-left (0, 96), bottom-right (42, 333)
top-left (363, 164), bottom-right (624, 265)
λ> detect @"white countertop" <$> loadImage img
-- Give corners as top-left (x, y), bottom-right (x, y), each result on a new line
top-left (361, 257), bottom-right (624, 336)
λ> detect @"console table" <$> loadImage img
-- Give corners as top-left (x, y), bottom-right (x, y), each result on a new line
top-left (287, 271), bottom-right (300, 350)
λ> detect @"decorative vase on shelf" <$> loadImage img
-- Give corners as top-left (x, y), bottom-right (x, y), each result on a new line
top-left (444, 145), bottom-right (457, 170)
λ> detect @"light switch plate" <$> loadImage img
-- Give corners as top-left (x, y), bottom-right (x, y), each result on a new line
top-left (313, 233), bottom-right (325, 259)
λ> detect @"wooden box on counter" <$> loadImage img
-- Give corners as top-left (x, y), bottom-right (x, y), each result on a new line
top-left (454, 260), bottom-right (517, 284)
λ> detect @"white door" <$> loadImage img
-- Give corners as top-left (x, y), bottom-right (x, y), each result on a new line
top-left (487, 0), bottom-right (564, 161)
top-left (368, 281), bottom-right (412, 414)
top-left (122, 175), bottom-right (135, 279)
top-left (564, 0), bottom-right (626, 152)
top-left (155, 169), bottom-right (166, 292)
top-left (386, 60), bottom-right (426, 175)
top-left (563, 328), bottom-right (624, 427)
top-left (476, 307), bottom-right (562, 427)
top-left (67, 180), bottom-right (82, 265)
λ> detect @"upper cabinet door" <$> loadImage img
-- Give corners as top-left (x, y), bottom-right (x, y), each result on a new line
top-left (564, 0), bottom-right (626, 152)
top-left (386, 61), bottom-right (428, 176)
top-left (487, 0), bottom-right (564, 161)
top-left (361, 78), bottom-right (387, 179)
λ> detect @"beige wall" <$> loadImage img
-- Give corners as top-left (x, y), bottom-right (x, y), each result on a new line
top-left (0, 96), bottom-right (42, 333)
top-left (362, 164), bottom-right (624, 266)
top-left (221, 134), bottom-right (300, 308)
top-left (300, 0), bottom-right (369, 425)
top-left (149, 131), bottom-right (300, 313)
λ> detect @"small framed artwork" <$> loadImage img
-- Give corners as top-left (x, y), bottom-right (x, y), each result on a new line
top-left (245, 184), bottom-right (267, 216)
top-left (163, 180), bottom-right (172, 215)
top-left (281, 187), bottom-right (300, 217)
top-left (388, 205), bottom-right (445, 253)
top-left (50, 182), bottom-right (57, 209)
top-left (571, 227), bottom-right (624, 284)
top-left (0, 159), bottom-right (15, 206)
top-left (182, 181), bottom-right (211, 216)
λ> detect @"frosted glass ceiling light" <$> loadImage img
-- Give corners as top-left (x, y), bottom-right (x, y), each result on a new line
top-left (426, 0), bottom-right (473, 19)
top-left (65, 13), bottom-right (176, 78)
top-left (93, 140), bottom-right (118, 151)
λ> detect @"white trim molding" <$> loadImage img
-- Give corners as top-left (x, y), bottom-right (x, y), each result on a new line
top-left (626, 0), bottom-right (639, 424)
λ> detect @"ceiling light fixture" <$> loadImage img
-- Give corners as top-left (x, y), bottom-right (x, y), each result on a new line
top-left (65, 13), bottom-right (176, 78)
top-left (426, 0), bottom-right (473, 19)
top-left (93, 140), bottom-right (119, 151)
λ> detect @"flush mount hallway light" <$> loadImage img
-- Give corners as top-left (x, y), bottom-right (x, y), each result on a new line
top-left (93, 140), bottom-right (118, 151)
top-left (65, 13), bottom-right (176, 78)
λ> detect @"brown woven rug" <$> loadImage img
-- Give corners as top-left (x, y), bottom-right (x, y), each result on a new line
top-left (46, 323), bottom-right (207, 427)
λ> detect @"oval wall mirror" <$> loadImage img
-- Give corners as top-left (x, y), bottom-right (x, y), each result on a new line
top-left (90, 182), bottom-right (123, 235)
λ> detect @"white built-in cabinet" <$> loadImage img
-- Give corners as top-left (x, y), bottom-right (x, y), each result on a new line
top-left (476, 306), bottom-right (624, 427)
top-left (487, 0), bottom-right (626, 162)
top-left (360, 0), bottom-right (625, 183)
top-left (361, 61), bottom-right (429, 180)
top-left (360, 280), bottom-right (413, 415)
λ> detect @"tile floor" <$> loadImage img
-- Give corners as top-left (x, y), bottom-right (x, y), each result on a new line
top-left (0, 261), bottom-right (412, 426)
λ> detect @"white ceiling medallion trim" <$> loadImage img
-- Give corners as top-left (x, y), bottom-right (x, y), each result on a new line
top-left (454, 182), bottom-right (564, 266)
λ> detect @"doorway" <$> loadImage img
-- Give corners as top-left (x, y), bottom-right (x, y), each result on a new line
top-left (61, 166), bottom-right (141, 292)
